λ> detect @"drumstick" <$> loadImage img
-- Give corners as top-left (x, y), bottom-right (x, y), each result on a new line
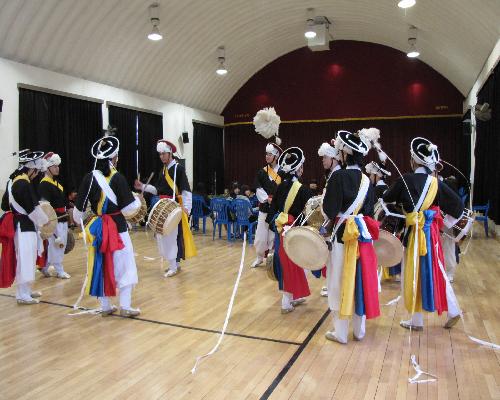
top-left (141, 172), bottom-right (155, 195)
top-left (46, 214), bottom-right (69, 223)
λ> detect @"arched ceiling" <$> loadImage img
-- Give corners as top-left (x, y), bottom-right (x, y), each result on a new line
top-left (0, 0), bottom-right (498, 115)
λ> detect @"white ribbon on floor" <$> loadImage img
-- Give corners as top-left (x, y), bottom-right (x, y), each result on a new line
top-left (191, 232), bottom-right (247, 374)
top-left (435, 243), bottom-right (500, 350)
top-left (409, 355), bottom-right (437, 384)
top-left (383, 295), bottom-right (401, 306)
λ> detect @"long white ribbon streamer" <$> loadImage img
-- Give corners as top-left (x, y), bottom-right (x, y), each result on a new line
top-left (384, 295), bottom-right (401, 306)
top-left (72, 218), bottom-right (90, 310)
top-left (409, 355), bottom-right (438, 384)
top-left (191, 232), bottom-right (247, 374)
top-left (435, 242), bottom-right (500, 350)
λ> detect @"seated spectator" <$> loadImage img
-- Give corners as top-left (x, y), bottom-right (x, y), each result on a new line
top-left (242, 185), bottom-right (259, 208)
top-left (230, 182), bottom-right (240, 199)
top-left (309, 179), bottom-right (321, 196)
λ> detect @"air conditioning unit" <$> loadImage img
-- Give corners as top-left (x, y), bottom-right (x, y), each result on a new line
top-left (307, 16), bottom-right (332, 52)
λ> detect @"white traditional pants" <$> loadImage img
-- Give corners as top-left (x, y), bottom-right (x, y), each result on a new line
top-left (156, 226), bottom-right (179, 271)
top-left (98, 232), bottom-right (138, 311)
top-left (326, 239), bottom-right (366, 343)
top-left (254, 211), bottom-right (274, 258)
top-left (441, 230), bottom-right (458, 281)
top-left (43, 221), bottom-right (68, 275)
top-left (401, 247), bottom-right (461, 327)
top-left (14, 225), bottom-right (37, 301)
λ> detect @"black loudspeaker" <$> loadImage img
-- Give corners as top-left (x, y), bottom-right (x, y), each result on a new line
top-left (181, 131), bottom-right (189, 143)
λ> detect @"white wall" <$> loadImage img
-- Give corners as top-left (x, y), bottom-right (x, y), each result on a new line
top-left (0, 57), bottom-right (224, 188)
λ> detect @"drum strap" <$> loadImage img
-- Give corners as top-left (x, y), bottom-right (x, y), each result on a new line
top-left (264, 165), bottom-right (282, 185)
top-left (7, 175), bottom-right (29, 215)
top-left (164, 164), bottom-right (180, 198)
top-left (330, 174), bottom-right (370, 241)
top-left (41, 176), bottom-right (64, 193)
top-left (275, 181), bottom-right (302, 233)
top-left (92, 170), bottom-right (118, 206)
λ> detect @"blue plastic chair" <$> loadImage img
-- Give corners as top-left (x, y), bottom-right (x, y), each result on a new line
top-left (191, 194), bottom-right (208, 234)
top-left (232, 199), bottom-right (258, 244)
top-left (472, 201), bottom-right (490, 237)
top-left (211, 198), bottom-right (233, 241)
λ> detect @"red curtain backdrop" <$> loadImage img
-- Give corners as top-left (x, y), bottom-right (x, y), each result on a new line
top-left (222, 40), bottom-right (466, 191)
top-left (223, 41), bottom-right (463, 123)
top-left (224, 117), bottom-right (466, 190)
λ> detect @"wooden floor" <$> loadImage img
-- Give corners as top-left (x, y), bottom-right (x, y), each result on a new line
top-left (0, 224), bottom-right (499, 400)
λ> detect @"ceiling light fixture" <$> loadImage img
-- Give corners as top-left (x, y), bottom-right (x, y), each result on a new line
top-left (147, 3), bottom-right (163, 41)
top-left (398, 0), bottom-right (416, 8)
top-left (216, 46), bottom-right (228, 76)
top-left (304, 8), bottom-right (317, 39)
top-left (407, 26), bottom-right (420, 58)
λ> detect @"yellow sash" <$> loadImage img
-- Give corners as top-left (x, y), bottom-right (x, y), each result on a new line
top-left (264, 166), bottom-right (282, 185)
top-left (41, 176), bottom-right (64, 192)
top-left (83, 170), bottom-right (117, 295)
top-left (164, 166), bottom-right (197, 259)
top-left (339, 177), bottom-right (367, 319)
top-left (403, 176), bottom-right (438, 313)
top-left (275, 181), bottom-right (302, 233)
top-left (13, 174), bottom-right (29, 184)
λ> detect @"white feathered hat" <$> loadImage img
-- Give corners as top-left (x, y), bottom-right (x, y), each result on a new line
top-left (317, 138), bottom-right (341, 161)
top-left (411, 137), bottom-right (440, 171)
top-left (41, 152), bottom-right (61, 172)
top-left (253, 107), bottom-right (282, 146)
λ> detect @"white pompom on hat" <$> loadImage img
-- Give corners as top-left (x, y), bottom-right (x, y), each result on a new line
top-left (157, 139), bottom-right (177, 154)
top-left (41, 152), bottom-right (61, 172)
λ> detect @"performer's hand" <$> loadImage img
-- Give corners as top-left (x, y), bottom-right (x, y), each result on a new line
top-left (182, 207), bottom-right (189, 215)
top-left (134, 179), bottom-right (144, 190)
top-left (267, 198), bottom-right (272, 204)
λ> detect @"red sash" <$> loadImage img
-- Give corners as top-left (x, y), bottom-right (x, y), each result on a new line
top-left (0, 212), bottom-right (17, 288)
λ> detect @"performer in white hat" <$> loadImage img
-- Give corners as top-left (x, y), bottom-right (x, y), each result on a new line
top-left (251, 142), bottom-right (283, 267)
top-left (365, 161), bottom-right (391, 200)
top-left (266, 147), bottom-right (312, 313)
top-left (383, 137), bottom-right (464, 331)
top-left (0, 150), bottom-right (49, 304)
top-left (73, 133), bottom-right (142, 317)
top-left (322, 129), bottom-right (381, 344)
top-left (135, 139), bottom-right (196, 277)
top-left (38, 152), bottom-right (70, 279)
top-left (314, 138), bottom-right (343, 296)
top-left (251, 107), bottom-right (283, 268)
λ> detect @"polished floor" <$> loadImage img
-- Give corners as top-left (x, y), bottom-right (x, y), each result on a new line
top-left (0, 224), bottom-right (499, 400)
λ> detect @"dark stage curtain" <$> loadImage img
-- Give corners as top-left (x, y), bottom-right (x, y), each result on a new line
top-left (473, 63), bottom-right (500, 224)
top-left (19, 88), bottom-right (102, 191)
top-left (224, 116), bottom-right (465, 192)
top-left (109, 105), bottom-right (138, 187)
top-left (193, 122), bottom-right (224, 194)
top-left (138, 111), bottom-right (163, 181)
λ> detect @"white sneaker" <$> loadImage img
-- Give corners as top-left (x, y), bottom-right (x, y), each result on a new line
top-left (40, 267), bottom-right (52, 278)
top-left (400, 319), bottom-right (423, 331)
top-left (57, 272), bottom-right (71, 279)
top-left (281, 306), bottom-right (294, 314)
top-left (291, 298), bottom-right (306, 307)
top-left (251, 257), bottom-right (264, 268)
top-left (320, 287), bottom-right (328, 297)
top-left (164, 269), bottom-right (179, 278)
top-left (325, 331), bottom-right (347, 344)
